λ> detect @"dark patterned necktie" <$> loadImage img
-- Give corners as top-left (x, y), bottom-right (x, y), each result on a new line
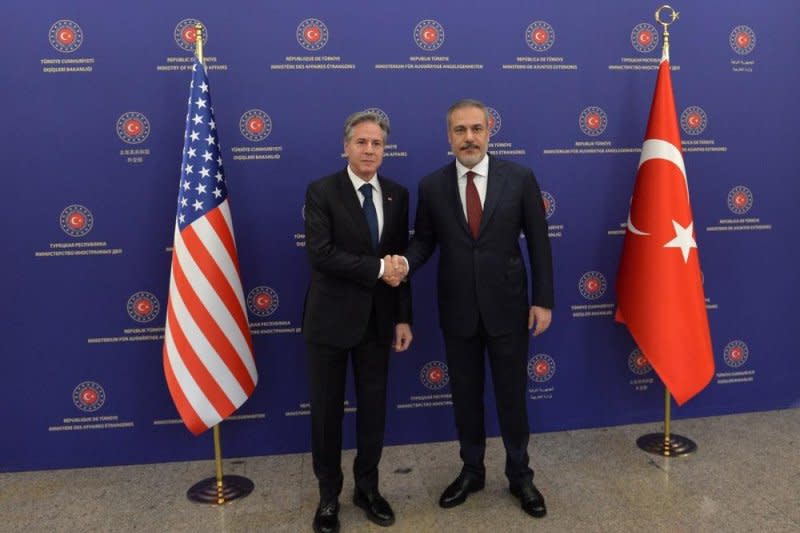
top-left (360, 183), bottom-right (379, 250)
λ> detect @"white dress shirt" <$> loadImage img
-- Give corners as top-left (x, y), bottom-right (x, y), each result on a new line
top-left (455, 154), bottom-right (489, 219)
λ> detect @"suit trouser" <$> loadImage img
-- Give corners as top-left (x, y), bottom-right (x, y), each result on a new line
top-left (443, 318), bottom-right (534, 485)
top-left (306, 315), bottom-right (391, 501)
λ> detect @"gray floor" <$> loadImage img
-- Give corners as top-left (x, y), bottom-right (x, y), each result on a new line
top-left (1, 409), bottom-right (798, 533)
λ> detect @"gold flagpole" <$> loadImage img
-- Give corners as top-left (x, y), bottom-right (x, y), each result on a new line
top-left (664, 387), bottom-right (671, 443)
top-left (637, 386), bottom-right (697, 456)
top-left (635, 6), bottom-right (699, 459)
top-left (187, 422), bottom-right (254, 504)
top-left (213, 425), bottom-right (224, 496)
top-left (185, 23), bottom-right (255, 503)
top-left (195, 22), bottom-right (205, 64)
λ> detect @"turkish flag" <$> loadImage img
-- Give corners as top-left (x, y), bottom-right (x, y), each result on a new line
top-left (615, 53), bottom-right (714, 406)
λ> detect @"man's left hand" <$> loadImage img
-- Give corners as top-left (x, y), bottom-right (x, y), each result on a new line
top-left (528, 306), bottom-right (552, 337)
top-left (393, 323), bottom-right (413, 351)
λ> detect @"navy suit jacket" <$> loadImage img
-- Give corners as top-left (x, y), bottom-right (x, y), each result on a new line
top-left (302, 168), bottom-right (412, 347)
top-left (406, 156), bottom-right (553, 337)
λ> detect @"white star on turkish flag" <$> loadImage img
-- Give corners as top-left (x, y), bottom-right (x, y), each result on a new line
top-left (663, 220), bottom-right (697, 263)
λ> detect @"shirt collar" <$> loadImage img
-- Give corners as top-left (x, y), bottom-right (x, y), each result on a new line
top-left (347, 165), bottom-right (381, 194)
top-left (455, 154), bottom-right (489, 180)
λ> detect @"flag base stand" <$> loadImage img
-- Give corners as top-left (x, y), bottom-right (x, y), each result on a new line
top-left (186, 424), bottom-right (254, 505)
top-left (187, 474), bottom-right (254, 504)
top-left (636, 387), bottom-right (698, 457)
top-left (636, 433), bottom-right (697, 457)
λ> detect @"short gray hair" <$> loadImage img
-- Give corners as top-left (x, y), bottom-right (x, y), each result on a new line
top-left (446, 99), bottom-right (489, 128)
top-left (343, 111), bottom-right (390, 143)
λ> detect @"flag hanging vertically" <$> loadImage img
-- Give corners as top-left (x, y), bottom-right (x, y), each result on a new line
top-left (615, 45), bottom-right (714, 406)
top-left (163, 58), bottom-right (258, 435)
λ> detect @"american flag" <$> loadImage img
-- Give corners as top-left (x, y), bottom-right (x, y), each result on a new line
top-left (163, 58), bottom-right (258, 435)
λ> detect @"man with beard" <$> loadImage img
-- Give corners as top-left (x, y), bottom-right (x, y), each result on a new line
top-left (397, 98), bottom-right (554, 518)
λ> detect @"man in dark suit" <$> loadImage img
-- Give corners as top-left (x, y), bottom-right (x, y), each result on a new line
top-left (398, 99), bottom-right (554, 518)
top-left (303, 111), bottom-right (412, 533)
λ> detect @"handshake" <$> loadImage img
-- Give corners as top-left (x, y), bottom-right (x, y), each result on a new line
top-left (381, 255), bottom-right (408, 287)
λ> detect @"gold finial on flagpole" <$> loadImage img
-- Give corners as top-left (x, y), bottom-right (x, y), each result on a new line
top-left (194, 23), bottom-right (205, 64)
top-left (655, 5), bottom-right (679, 59)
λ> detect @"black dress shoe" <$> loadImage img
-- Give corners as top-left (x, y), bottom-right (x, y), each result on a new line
top-left (353, 488), bottom-right (395, 527)
top-left (313, 499), bottom-right (340, 533)
top-left (510, 481), bottom-right (547, 518)
top-left (438, 473), bottom-right (485, 508)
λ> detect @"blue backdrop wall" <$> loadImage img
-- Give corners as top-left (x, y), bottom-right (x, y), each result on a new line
top-left (3, 0), bottom-right (799, 472)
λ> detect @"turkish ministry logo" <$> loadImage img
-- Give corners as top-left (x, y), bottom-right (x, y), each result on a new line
top-left (49, 20), bottom-right (83, 53)
top-left (723, 340), bottom-right (749, 368)
top-left (174, 19), bottom-right (206, 52)
top-left (60, 204), bottom-right (94, 237)
top-left (247, 286), bottom-right (279, 317)
top-left (525, 21), bottom-right (555, 52)
top-left (628, 348), bottom-right (652, 375)
top-left (680, 106), bottom-right (708, 136)
top-left (420, 361), bottom-right (449, 390)
top-left (126, 291), bottom-right (160, 323)
top-left (579, 106), bottom-right (608, 137)
top-left (297, 18), bottom-right (329, 51)
top-left (630, 23), bottom-right (658, 53)
top-left (528, 354), bottom-right (556, 382)
top-left (364, 107), bottom-right (390, 127)
top-left (729, 25), bottom-right (756, 55)
top-left (414, 19), bottom-right (445, 51)
top-left (727, 186), bottom-right (753, 215)
top-left (116, 112), bottom-right (151, 144)
top-left (541, 191), bottom-right (556, 220)
top-left (73, 381), bottom-right (106, 412)
top-left (239, 109), bottom-right (272, 142)
top-left (487, 107), bottom-right (502, 137)
top-left (578, 271), bottom-right (607, 300)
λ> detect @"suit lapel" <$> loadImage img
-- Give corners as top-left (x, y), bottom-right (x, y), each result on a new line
top-left (480, 156), bottom-right (507, 236)
top-left (444, 163), bottom-right (471, 237)
top-left (378, 177), bottom-right (394, 254)
top-left (336, 170), bottom-right (374, 251)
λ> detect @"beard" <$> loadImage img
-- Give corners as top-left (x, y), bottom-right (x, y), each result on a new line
top-left (455, 143), bottom-right (484, 167)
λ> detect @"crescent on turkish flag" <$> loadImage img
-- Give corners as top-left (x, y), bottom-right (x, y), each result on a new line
top-left (615, 48), bottom-right (715, 406)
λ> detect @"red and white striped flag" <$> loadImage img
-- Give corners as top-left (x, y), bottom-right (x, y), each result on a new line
top-left (163, 58), bottom-right (258, 435)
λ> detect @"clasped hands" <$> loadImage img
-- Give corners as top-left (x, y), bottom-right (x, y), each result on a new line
top-left (381, 255), bottom-right (407, 287)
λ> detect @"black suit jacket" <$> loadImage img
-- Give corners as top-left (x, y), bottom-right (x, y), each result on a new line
top-left (406, 155), bottom-right (554, 337)
top-left (302, 168), bottom-right (412, 348)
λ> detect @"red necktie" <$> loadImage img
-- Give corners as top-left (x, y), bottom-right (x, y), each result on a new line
top-left (466, 171), bottom-right (482, 239)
